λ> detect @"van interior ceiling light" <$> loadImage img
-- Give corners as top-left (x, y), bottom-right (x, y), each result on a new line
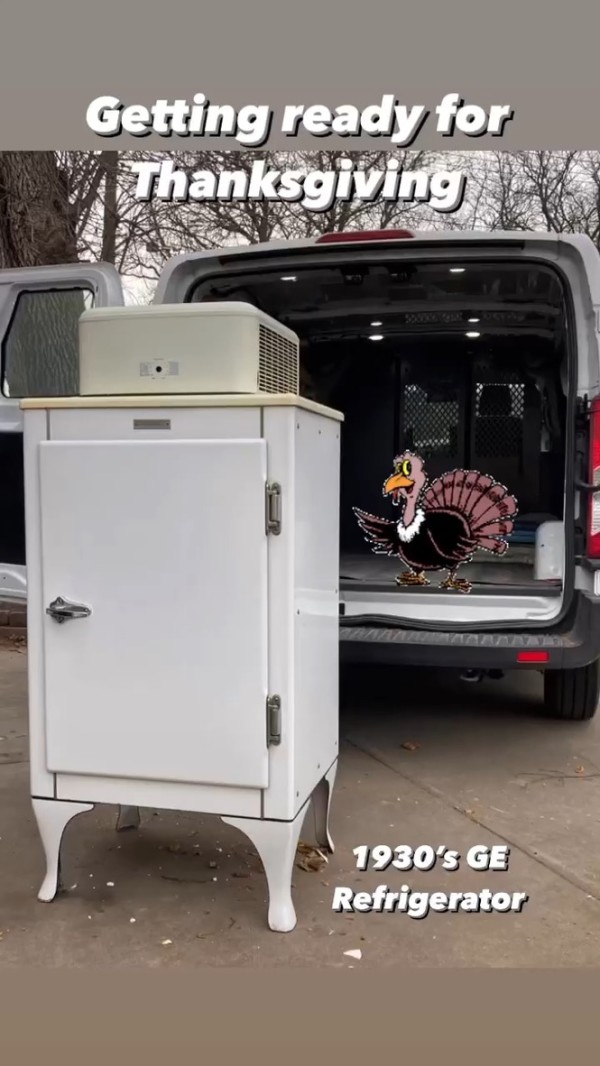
top-left (450, 267), bottom-right (466, 274)
top-left (281, 276), bottom-right (297, 282)
top-left (369, 334), bottom-right (384, 341)
top-left (466, 331), bottom-right (481, 338)
top-left (371, 320), bottom-right (383, 326)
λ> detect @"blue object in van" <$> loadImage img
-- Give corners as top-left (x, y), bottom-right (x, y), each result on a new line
top-left (506, 515), bottom-right (550, 545)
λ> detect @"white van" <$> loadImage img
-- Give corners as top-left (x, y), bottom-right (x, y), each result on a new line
top-left (2, 229), bottom-right (600, 720)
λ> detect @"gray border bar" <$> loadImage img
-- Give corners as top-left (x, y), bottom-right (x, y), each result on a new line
top-left (1, 2), bottom-right (600, 149)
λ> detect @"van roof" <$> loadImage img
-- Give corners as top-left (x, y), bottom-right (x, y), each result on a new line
top-left (165, 229), bottom-right (593, 258)
top-left (154, 230), bottom-right (600, 311)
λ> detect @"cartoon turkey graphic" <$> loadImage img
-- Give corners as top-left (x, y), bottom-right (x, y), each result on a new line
top-left (353, 452), bottom-right (519, 594)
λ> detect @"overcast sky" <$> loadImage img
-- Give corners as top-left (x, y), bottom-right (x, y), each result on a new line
top-left (122, 275), bottom-right (156, 304)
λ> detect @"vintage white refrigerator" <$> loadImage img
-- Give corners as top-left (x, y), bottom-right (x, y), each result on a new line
top-left (21, 302), bottom-right (342, 932)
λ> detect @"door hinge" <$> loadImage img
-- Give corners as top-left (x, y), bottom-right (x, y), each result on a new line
top-left (265, 482), bottom-right (282, 535)
top-left (266, 695), bottom-right (282, 746)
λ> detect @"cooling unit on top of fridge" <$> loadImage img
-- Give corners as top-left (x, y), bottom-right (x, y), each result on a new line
top-left (78, 301), bottom-right (300, 397)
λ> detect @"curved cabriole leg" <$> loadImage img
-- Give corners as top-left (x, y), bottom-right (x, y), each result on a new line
top-left (32, 798), bottom-right (94, 902)
top-left (116, 805), bottom-right (141, 832)
top-left (312, 760), bottom-right (337, 854)
top-left (222, 810), bottom-right (305, 933)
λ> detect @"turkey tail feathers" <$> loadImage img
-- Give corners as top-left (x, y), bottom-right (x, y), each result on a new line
top-left (472, 494), bottom-right (519, 529)
top-left (477, 537), bottom-right (510, 555)
top-left (473, 520), bottom-right (513, 537)
top-left (424, 469), bottom-right (519, 553)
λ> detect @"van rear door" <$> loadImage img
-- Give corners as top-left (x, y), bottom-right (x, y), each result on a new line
top-left (0, 263), bottom-right (124, 600)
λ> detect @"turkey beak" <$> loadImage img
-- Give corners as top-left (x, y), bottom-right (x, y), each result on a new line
top-left (384, 472), bottom-right (414, 495)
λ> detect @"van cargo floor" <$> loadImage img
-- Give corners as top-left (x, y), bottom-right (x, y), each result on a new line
top-left (339, 551), bottom-right (562, 594)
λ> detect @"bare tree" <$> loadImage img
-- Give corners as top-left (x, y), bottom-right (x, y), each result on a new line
top-left (0, 152), bottom-right (78, 267)
top-left (0, 151), bottom-right (85, 395)
top-left (453, 151), bottom-right (600, 246)
top-left (142, 148), bottom-right (435, 252)
top-left (8, 147), bottom-right (600, 298)
top-left (71, 148), bottom-right (438, 284)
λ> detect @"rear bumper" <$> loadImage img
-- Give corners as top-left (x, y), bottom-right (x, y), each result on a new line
top-left (339, 592), bottom-right (600, 671)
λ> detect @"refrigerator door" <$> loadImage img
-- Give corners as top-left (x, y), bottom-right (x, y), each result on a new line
top-left (39, 436), bottom-right (270, 790)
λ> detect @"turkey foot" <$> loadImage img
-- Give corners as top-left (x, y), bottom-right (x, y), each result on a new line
top-left (396, 571), bottom-right (429, 587)
top-left (441, 573), bottom-right (472, 594)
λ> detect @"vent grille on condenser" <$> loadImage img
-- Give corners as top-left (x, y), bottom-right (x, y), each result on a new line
top-left (258, 324), bottom-right (299, 394)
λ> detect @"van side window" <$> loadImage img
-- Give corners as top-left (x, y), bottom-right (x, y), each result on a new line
top-left (2, 288), bottom-right (94, 398)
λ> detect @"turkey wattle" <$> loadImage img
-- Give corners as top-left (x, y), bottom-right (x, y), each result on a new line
top-left (353, 452), bottom-right (519, 593)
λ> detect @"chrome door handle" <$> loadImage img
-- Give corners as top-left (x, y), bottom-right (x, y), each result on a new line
top-left (46, 596), bottom-right (92, 624)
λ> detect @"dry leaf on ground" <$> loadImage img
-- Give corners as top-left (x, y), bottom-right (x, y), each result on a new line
top-left (296, 842), bottom-right (328, 873)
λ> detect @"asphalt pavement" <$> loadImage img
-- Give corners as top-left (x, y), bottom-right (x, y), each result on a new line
top-left (1, 642), bottom-right (599, 967)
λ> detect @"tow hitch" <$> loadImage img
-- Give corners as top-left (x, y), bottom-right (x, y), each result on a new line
top-left (460, 669), bottom-right (505, 683)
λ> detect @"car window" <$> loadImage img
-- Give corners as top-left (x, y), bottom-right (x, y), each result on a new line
top-left (2, 288), bottom-right (94, 398)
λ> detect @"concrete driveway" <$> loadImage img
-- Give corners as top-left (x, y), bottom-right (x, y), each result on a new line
top-left (1, 641), bottom-right (600, 967)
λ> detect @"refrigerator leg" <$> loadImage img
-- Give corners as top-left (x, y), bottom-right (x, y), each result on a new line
top-left (32, 798), bottom-right (94, 902)
top-left (222, 808), bottom-right (305, 933)
top-left (312, 759), bottom-right (337, 854)
top-left (116, 805), bottom-right (141, 832)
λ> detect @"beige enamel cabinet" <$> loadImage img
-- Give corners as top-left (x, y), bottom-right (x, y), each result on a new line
top-left (22, 387), bottom-right (342, 933)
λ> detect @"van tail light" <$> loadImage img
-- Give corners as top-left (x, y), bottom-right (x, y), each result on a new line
top-left (517, 651), bottom-right (550, 664)
top-left (316, 229), bottom-right (415, 244)
top-left (588, 397), bottom-right (600, 559)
